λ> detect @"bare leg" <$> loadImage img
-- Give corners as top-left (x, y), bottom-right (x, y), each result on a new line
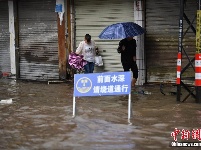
top-left (132, 78), bottom-right (137, 87)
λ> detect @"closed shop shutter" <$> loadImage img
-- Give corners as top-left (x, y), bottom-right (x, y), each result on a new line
top-left (74, 0), bottom-right (134, 73)
top-left (0, 1), bottom-right (10, 73)
top-left (18, 0), bottom-right (59, 81)
top-left (145, 0), bottom-right (197, 83)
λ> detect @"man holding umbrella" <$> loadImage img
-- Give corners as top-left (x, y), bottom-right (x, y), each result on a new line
top-left (99, 22), bottom-right (144, 87)
top-left (118, 37), bottom-right (138, 87)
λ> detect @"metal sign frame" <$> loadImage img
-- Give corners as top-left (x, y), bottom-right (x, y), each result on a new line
top-left (72, 71), bottom-right (132, 121)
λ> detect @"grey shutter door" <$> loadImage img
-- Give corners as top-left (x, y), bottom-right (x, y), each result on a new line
top-left (74, 0), bottom-right (134, 73)
top-left (0, 1), bottom-right (10, 73)
top-left (18, 0), bottom-right (59, 81)
top-left (145, 0), bottom-right (197, 83)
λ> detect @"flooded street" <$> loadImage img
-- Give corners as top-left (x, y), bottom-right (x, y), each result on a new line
top-left (0, 78), bottom-right (201, 150)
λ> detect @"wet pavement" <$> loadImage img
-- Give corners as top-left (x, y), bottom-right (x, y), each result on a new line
top-left (0, 78), bottom-right (201, 150)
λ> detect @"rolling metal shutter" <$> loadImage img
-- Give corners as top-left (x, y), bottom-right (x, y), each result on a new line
top-left (0, 1), bottom-right (10, 73)
top-left (145, 0), bottom-right (197, 83)
top-left (74, 0), bottom-right (134, 73)
top-left (18, 0), bottom-right (59, 81)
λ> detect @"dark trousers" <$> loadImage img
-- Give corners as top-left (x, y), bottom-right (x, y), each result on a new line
top-left (122, 61), bottom-right (138, 79)
top-left (84, 62), bottom-right (94, 73)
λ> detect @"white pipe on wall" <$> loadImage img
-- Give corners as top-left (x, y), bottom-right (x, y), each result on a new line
top-left (8, 0), bottom-right (16, 76)
top-left (70, 0), bottom-right (75, 52)
top-left (134, 0), bottom-right (145, 85)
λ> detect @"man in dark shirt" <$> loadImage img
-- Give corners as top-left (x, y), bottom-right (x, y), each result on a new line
top-left (118, 37), bottom-right (138, 87)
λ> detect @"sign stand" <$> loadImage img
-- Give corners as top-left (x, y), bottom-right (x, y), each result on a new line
top-left (128, 93), bottom-right (132, 120)
top-left (72, 94), bottom-right (132, 121)
top-left (72, 96), bottom-right (76, 118)
top-left (72, 72), bottom-right (132, 122)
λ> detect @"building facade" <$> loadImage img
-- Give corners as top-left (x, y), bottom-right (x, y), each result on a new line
top-left (0, 0), bottom-right (197, 84)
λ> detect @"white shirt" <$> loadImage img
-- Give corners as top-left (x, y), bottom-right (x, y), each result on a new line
top-left (76, 40), bottom-right (96, 62)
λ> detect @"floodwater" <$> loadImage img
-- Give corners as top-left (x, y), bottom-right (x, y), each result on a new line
top-left (0, 78), bottom-right (201, 150)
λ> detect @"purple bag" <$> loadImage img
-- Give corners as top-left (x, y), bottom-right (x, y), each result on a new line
top-left (68, 52), bottom-right (87, 71)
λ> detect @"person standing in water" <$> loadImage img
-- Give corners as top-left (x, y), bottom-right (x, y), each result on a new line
top-left (117, 37), bottom-right (138, 87)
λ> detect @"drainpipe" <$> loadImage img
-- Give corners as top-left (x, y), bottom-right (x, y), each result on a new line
top-left (134, 0), bottom-right (145, 85)
top-left (8, 0), bottom-right (16, 77)
top-left (66, 0), bottom-right (71, 54)
top-left (70, 0), bottom-right (75, 52)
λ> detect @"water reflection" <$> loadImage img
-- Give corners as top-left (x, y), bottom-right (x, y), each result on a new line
top-left (0, 78), bottom-right (200, 149)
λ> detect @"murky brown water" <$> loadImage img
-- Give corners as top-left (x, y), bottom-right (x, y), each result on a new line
top-left (0, 78), bottom-right (200, 150)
